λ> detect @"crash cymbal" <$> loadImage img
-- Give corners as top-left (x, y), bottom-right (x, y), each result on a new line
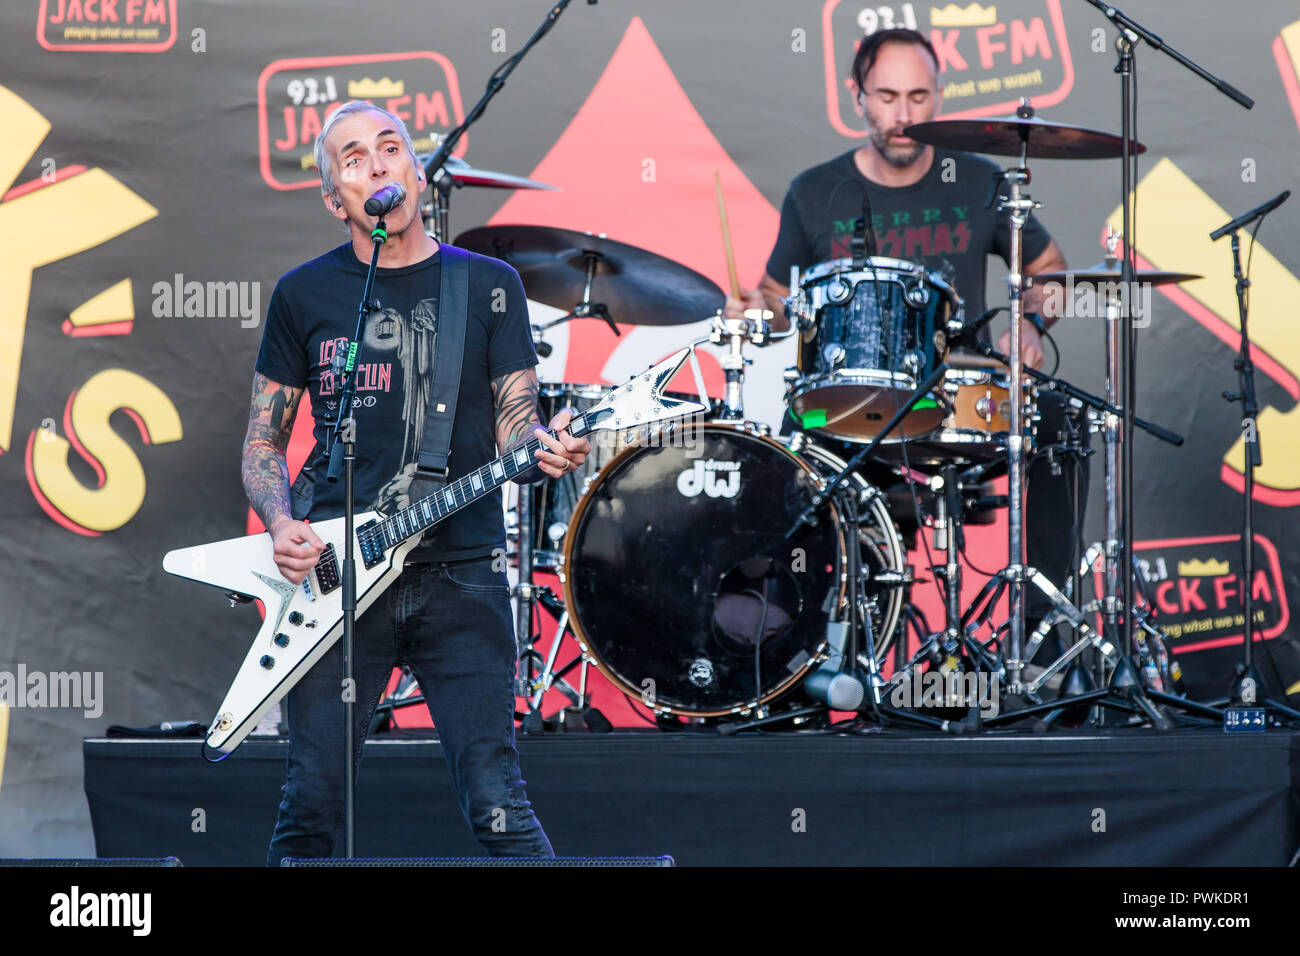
top-left (419, 154), bottom-right (558, 191)
top-left (1029, 262), bottom-right (1201, 287)
top-left (454, 224), bottom-right (724, 326)
top-left (904, 116), bottom-right (1146, 160)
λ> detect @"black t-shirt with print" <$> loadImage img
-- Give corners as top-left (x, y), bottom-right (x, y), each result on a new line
top-left (766, 147), bottom-right (1052, 326)
top-left (255, 242), bottom-right (537, 563)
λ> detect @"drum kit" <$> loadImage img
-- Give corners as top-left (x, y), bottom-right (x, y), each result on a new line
top-left (425, 100), bottom-right (1227, 734)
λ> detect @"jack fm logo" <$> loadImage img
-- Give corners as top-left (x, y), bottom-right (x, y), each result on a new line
top-left (822, 0), bottom-right (1074, 136)
top-left (37, 0), bottom-right (178, 52)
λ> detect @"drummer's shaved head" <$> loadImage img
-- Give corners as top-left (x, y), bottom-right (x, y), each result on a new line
top-left (851, 28), bottom-right (940, 94)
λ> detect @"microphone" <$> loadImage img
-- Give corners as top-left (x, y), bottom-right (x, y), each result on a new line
top-left (1210, 189), bottom-right (1290, 240)
top-left (364, 182), bottom-right (407, 217)
top-left (862, 194), bottom-right (877, 257)
top-left (947, 307), bottom-right (1005, 345)
top-left (804, 621), bottom-right (865, 711)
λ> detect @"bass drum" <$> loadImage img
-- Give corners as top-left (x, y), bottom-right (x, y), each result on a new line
top-left (529, 383), bottom-right (716, 568)
top-left (559, 423), bottom-right (905, 717)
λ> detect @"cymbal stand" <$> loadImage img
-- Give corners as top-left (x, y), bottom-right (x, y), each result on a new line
top-left (528, 250), bottom-right (623, 339)
top-left (993, 118), bottom-right (1035, 696)
top-left (976, 131), bottom-right (1178, 724)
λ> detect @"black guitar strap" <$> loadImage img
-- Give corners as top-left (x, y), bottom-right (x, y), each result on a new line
top-left (415, 242), bottom-right (470, 483)
top-left (289, 243), bottom-right (468, 521)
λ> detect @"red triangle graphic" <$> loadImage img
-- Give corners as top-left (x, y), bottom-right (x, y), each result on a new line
top-left (488, 16), bottom-right (780, 386)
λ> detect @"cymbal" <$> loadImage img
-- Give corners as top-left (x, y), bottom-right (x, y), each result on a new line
top-left (1029, 262), bottom-right (1201, 287)
top-left (420, 154), bottom-right (558, 191)
top-left (904, 116), bottom-right (1146, 160)
top-left (454, 225), bottom-right (724, 326)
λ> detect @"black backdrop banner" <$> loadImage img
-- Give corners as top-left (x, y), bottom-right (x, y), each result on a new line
top-left (2, 0), bottom-right (1300, 855)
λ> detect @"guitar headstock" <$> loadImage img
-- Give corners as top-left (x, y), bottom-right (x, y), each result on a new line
top-left (576, 348), bottom-right (707, 436)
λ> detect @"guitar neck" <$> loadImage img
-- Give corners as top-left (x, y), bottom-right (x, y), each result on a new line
top-left (360, 413), bottom-right (595, 555)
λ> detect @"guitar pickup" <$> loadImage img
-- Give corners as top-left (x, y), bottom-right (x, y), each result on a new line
top-left (357, 519), bottom-right (386, 569)
top-left (315, 543), bottom-right (341, 594)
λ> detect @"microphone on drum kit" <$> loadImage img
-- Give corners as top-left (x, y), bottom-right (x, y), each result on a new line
top-left (850, 195), bottom-right (877, 268)
top-left (945, 307), bottom-right (1004, 346)
top-left (530, 326), bottom-right (553, 358)
top-left (803, 621), bottom-right (865, 712)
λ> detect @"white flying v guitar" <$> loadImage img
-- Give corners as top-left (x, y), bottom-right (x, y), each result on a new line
top-left (165, 347), bottom-right (705, 757)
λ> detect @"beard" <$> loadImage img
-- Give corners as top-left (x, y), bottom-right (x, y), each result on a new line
top-left (869, 122), bottom-right (926, 168)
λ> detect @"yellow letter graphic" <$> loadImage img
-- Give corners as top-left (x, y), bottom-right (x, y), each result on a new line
top-left (1106, 158), bottom-right (1300, 504)
top-left (27, 369), bottom-right (182, 535)
top-left (0, 86), bottom-right (158, 452)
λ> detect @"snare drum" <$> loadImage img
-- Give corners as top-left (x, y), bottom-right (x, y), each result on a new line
top-left (868, 366), bottom-right (1037, 468)
top-left (785, 257), bottom-right (959, 444)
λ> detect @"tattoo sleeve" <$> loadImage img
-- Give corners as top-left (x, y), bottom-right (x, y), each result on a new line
top-left (490, 367), bottom-right (545, 484)
top-left (241, 372), bottom-right (304, 532)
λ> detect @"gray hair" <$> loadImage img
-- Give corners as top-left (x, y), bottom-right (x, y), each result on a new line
top-left (314, 100), bottom-right (421, 201)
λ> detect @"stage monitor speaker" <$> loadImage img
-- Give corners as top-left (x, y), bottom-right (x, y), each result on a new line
top-left (0, 857), bottom-right (183, 867)
top-left (282, 855), bottom-right (674, 867)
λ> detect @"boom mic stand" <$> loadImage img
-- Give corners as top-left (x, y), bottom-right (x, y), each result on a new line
top-left (1211, 199), bottom-right (1300, 724)
top-left (1079, 0), bottom-right (1253, 666)
top-left (420, 0), bottom-right (595, 240)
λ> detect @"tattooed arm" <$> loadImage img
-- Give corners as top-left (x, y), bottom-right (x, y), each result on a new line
top-left (241, 372), bottom-right (323, 583)
top-left (490, 367), bottom-right (590, 483)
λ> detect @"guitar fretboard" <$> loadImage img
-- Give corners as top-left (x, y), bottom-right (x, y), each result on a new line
top-left (357, 415), bottom-right (592, 558)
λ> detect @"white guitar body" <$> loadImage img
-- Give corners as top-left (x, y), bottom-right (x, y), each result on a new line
top-left (164, 347), bottom-right (705, 758)
top-left (164, 513), bottom-right (417, 756)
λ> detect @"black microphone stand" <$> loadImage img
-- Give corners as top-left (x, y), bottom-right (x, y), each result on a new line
top-left (1213, 215), bottom-right (1300, 723)
top-left (1079, 0), bottom-right (1253, 669)
top-left (323, 217), bottom-right (388, 858)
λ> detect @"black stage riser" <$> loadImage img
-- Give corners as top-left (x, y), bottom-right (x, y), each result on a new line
top-left (84, 733), bottom-right (1299, 867)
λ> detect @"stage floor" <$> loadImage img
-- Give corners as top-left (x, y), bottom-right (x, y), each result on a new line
top-left (85, 729), bottom-right (1300, 866)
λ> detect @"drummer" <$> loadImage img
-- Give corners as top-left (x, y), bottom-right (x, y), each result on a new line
top-left (726, 27), bottom-right (1084, 648)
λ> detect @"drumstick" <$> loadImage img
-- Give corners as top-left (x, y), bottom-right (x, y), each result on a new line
top-left (714, 169), bottom-right (741, 300)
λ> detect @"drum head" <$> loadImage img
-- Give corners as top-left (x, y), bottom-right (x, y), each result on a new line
top-left (562, 425), bottom-right (843, 716)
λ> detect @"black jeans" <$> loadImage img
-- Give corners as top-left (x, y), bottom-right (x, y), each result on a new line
top-left (266, 557), bottom-right (553, 865)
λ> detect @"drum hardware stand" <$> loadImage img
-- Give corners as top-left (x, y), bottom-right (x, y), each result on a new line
top-left (527, 250), bottom-right (624, 339)
top-left (1208, 199), bottom-right (1300, 724)
top-left (982, 107), bottom-right (1040, 698)
top-left (512, 533), bottom-right (609, 732)
top-left (782, 362), bottom-right (964, 733)
top-left (885, 466), bottom-right (1005, 727)
top-left (706, 310), bottom-right (774, 421)
top-left (988, 101), bottom-right (1176, 728)
top-left (962, 310), bottom-right (1195, 726)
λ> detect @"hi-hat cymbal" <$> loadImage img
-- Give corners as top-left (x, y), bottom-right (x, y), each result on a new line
top-left (1029, 262), bottom-right (1201, 287)
top-left (904, 116), bottom-right (1146, 160)
top-left (420, 154), bottom-right (558, 191)
top-left (454, 225), bottom-right (723, 326)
